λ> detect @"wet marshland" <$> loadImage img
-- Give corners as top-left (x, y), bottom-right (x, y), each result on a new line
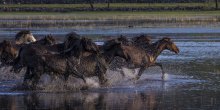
top-left (0, 22), bottom-right (220, 109)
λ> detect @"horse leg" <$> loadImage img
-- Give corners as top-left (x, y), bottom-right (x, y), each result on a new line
top-left (149, 63), bottom-right (165, 80)
top-left (96, 65), bottom-right (108, 85)
top-left (95, 58), bottom-right (108, 85)
top-left (70, 67), bottom-right (87, 83)
top-left (23, 67), bottom-right (34, 81)
top-left (135, 66), bottom-right (147, 80)
top-left (120, 69), bottom-right (125, 77)
top-left (11, 62), bottom-right (23, 73)
top-left (22, 67), bottom-right (34, 87)
top-left (0, 63), bottom-right (4, 68)
top-left (28, 66), bottom-right (43, 89)
top-left (67, 60), bottom-right (87, 83)
top-left (63, 73), bottom-right (70, 82)
top-left (31, 73), bottom-right (41, 90)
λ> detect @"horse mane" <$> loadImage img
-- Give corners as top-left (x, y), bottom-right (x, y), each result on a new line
top-left (104, 35), bottom-right (130, 49)
top-left (150, 37), bottom-right (172, 50)
top-left (103, 39), bottom-right (121, 51)
top-left (132, 34), bottom-right (152, 44)
top-left (117, 35), bottom-right (130, 45)
top-left (15, 30), bottom-right (31, 40)
top-left (64, 32), bottom-right (81, 49)
top-left (80, 37), bottom-right (99, 54)
top-left (66, 32), bottom-right (80, 39)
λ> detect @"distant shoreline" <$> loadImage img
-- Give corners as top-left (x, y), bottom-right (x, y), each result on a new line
top-left (0, 3), bottom-right (219, 12)
top-left (0, 11), bottom-right (219, 28)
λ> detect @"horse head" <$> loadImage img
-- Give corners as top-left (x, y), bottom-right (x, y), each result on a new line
top-left (80, 37), bottom-right (99, 54)
top-left (0, 40), bottom-right (18, 65)
top-left (63, 32), bottom-right (81, 50)
top-left (117, 35), bottom-right (130, 45)
top-left (15, 30), bottom-right (36, 44)
top-left (159, 37), bottom-right (179, 54)
top-left (43, 34), bottom-right (56, 45)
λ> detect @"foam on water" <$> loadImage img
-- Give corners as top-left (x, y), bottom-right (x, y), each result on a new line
top-left (0, 67), bottom-right (204, 92)
top-left (85, 78), bottom-right (100, 88)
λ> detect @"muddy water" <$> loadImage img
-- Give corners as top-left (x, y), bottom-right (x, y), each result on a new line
top-left (0, 27), bottom-right (220, 109)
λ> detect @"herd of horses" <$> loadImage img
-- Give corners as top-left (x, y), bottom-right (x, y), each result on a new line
top-left (0, 30), bottom-right (179, 89)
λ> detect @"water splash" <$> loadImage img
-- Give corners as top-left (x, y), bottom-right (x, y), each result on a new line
top-left (85, 78), bottom-right (100, 88)
top-left (0, 64), bottom-right (204, 92)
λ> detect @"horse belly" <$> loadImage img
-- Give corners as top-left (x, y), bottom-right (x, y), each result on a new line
top-left (130, 53), bottom-right (145, 65)
top-left (45, 57), bottom-right (66, 74)
top-left (77, 58), bottom-right (97, 77)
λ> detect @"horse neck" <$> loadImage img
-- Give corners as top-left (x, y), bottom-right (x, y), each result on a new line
top-left (150, 41), bottom-right (167, 61)
top-left (103, 50), bottom-right (115, 64)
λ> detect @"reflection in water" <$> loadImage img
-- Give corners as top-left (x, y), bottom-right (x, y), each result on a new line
top-left (0, 86), bottom-right (220, 110)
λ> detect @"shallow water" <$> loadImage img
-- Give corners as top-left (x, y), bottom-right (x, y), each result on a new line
top-left (0, 26), bottom-right (220, 109)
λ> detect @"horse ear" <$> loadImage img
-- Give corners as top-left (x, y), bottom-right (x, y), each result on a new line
top-left (162, 37), bottom-right (171, 41)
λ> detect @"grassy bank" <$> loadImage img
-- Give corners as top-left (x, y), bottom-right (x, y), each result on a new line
top-left (0, 11), bottom-right (220, 20)
top-left (0, 11), bottom-right (219, 28)
top-left (0, 3), bottom-right (218, 9)
top-left (0, 3), bottom-right (219, 12)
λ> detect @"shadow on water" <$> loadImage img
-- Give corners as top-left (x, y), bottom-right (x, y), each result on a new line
top-left (0, 81), bottom-right (220, 110)
top-left (0, 65), bottom-right (219, 109)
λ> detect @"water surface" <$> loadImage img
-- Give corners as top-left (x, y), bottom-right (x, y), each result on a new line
top-left (0, 26), bottom-right (220, 109)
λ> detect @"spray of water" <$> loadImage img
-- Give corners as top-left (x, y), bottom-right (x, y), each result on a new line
top-left (0, 63), bottom-right (197, 92)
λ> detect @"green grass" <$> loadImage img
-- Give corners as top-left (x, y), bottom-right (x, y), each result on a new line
top-left (0, 10), bottom-right (220, 15)
top-left (0, 9), bottom-right (219, 21)
top-left (0, 3), bottom-right (218, 8)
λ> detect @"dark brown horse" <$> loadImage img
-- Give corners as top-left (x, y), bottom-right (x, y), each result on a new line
top-left (125, 37), bottom-right (179, 80)
top-left (11, 36), bottom-right (89, 89)
top-left (0, 40), bottom-right (18, 66)
top-left (0, 35), bottom-right (57, 67)
top-left (11, 34), bottom-right (95, 79)
top-left (13, 37), bottom-right (128, 89)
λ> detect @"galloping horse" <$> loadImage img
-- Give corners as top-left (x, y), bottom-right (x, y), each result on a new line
top-left (109, 36), bottom-right (179, 80)
top-left (12, 37), bottom-right (130, 89)
top-left (129, 37), bottom-right (179, 79)
top-left (0, 40), bottom-right (18, 66)
top-left (0, 35), bottom-right (57, 67)
top-left (15, 30), bottom-right (36, 45)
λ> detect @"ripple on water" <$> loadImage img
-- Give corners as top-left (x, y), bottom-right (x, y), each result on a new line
top-left (0, 92), bottom-right (25, 96)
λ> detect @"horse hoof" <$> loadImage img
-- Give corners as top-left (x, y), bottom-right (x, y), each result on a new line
top-left (130, 76), bottom-right (139, 81)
